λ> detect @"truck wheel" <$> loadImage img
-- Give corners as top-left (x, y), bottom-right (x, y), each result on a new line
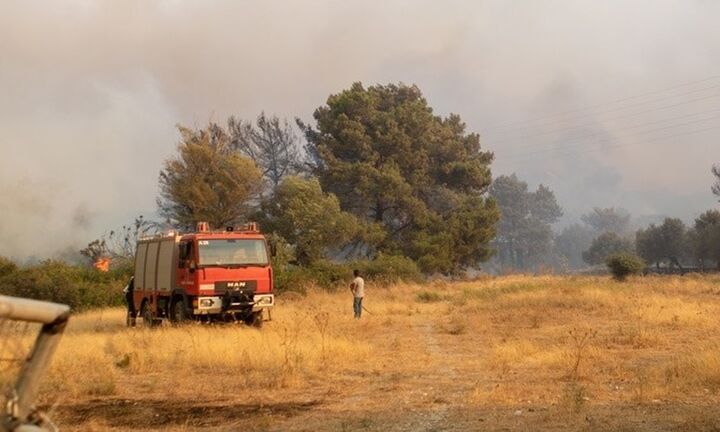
top-left (171, 299), bottom-right (188, 324)
top-left (245, 311), bottom-right (263, 328)
top-left (141, 302), bottom-right (155, 328)
top-left (126, 311), bottom-right (137, 327)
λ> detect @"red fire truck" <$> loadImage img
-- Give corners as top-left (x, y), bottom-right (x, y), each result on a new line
top-left (131, 222), bottom-right (274, 327)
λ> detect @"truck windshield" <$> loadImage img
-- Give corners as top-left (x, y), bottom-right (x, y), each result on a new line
top-left (197, 239), bottom-right (269, 266)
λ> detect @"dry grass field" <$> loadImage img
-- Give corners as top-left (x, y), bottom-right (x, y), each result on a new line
top-left (26, 275), bottom-right (720, 431)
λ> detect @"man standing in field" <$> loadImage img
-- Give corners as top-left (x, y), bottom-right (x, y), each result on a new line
top-left (350, 269), bottom-right (365, 319)
top-left (124, 276), bottom-right (136, 327)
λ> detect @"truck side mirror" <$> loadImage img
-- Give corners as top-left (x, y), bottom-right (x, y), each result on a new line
top-left (189, 261), bottom-right (197, 273)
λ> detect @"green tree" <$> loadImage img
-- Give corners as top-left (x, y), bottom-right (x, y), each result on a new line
top-left (657, 218), bottom-right (689, 269)
top-left (581, 207), bottom-right (631, 234)
top-left (688, 210), bottom-right (720, 269)
top-left (635, 224), bottom-right (664, 268)
top-left (409, 195), bottom-right (499, 272)
top-left (582, 232), bottom-right (634, 265)
top-left (554, 224), bottom-right (595, 269)
top-left (490, 174), bottom-right (562, 270)
top-left (301, 82), bottom-right (498, 274)
top-left (261, 177), bottom-right (359, 265)
top-left (157, 125), bottom-right (262, 230)
top-left (634, 218), bottom-right (688, 269)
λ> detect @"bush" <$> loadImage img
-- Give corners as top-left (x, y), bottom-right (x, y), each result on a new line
top-left (274, 255), bottom-right (424, 294)
top-left (0, 259), bottom-right (126, 310)
top-left (606, 253), bottom-right (645, 281)
top-left (0, 256), bottom-right (17, 278)
top-left (275, 260), bottom-right (349, 293)
top-left (352, 254), bottom-right (423, 284)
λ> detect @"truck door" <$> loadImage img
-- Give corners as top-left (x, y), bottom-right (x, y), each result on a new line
top-left (177, 240), bottom-right (194, 290)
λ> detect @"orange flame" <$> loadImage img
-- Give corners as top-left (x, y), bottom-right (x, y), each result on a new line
top-left (93, 257), bottom-right (110, 272)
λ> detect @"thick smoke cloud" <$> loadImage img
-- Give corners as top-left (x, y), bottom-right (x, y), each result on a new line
top-left (1, 0), bottom-right (719, 259)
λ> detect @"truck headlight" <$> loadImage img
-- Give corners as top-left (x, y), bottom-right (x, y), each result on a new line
top-left (255, 295), bottom-right (273, 305)
top-left (199, 298), bottom-right (215, 308)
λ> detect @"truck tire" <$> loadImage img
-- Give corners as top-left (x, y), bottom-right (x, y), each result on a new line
top-left (126, 311), bottom-right (137, 327)
top-left (245, 311), bottom-right (263, 328)
top-left (171, 299), bottom-right (188, 324)
top-left (141, 302), bottom-right (156, 328)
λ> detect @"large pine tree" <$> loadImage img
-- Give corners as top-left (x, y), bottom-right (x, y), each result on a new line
top-left (302, 82), bottom-right (498, 274)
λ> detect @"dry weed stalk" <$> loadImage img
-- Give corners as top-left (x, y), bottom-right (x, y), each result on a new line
top-left (568, 327), bottom-right (596, 380)
top-left (313, 312), bottom-right (330, 363)
top-left (277, 313), bottom-right (308, 375)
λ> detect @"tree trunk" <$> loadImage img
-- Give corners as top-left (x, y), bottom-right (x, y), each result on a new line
top-left (670, 256), bottom-right (685, 274)
top-left (375, 198), bottom-right (384, 223)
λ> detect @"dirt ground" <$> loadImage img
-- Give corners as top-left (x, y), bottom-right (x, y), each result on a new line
top-left (37, 276), bottom-right (720, 431)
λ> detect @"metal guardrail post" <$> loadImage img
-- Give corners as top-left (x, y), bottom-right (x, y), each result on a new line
top-left (0, 296), bottom-right (70, 432)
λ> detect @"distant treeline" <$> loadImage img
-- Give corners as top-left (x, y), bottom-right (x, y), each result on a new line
top-left (491, 175), bottom-right (720, 273)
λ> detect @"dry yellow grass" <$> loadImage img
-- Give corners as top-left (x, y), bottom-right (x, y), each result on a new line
top-left (16, 274), bottom-right (720, 430)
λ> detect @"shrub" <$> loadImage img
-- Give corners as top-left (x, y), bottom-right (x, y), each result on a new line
top-left (274, 260), bottom-right (349, 293)
top-left (0, 260), bottom-right (125, 310)
top-left (0, 256), bottom-right (17, 278)
top-left (352, 255), bottom-right (423, 284)
top-left (606, 253), bottom-right (645, 281)
top-left (273, 255), bottom-right (424, 294)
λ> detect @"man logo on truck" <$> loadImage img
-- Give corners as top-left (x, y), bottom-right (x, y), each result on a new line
top-left (129, 222), bottom-right (274, 328)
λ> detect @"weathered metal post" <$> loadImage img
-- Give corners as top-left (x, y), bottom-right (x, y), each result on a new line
top-left (0, 295), bottom-right (70, 432)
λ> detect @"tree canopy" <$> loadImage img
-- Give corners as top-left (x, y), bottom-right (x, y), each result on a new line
top-left (302, 82), bottom-right (498, 273)
top-left (582, 232), bottom-right (634, 265)
top-left (157, 125), bottom-right (262, 230)
top-left (490, 174), bottom-right (562, 270)
top-left (228, 113), bottom-right (304, 191)
top-left (581, 207), bottom-right (631, 234)
top-left (635, 218), bottom-right (688, 269)
top-left (554, 223), bottom-right (595, 269)
top-left (261, 177), bottom-right (359, 265)
top-left (635, 225), bottom-right (664, 268)
top-left (688, 210), bottom-right (720, 269)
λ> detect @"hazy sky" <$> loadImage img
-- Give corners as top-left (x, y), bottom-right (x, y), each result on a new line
top-left (1, 0), bottom-right (719, 259)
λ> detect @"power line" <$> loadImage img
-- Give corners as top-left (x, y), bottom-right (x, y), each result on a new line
top-left (501, 124), bottom-right (720, 167)
top-left (483, 73), bottom-right (720, 133)
top-left (485, 83), bottom-right (720, 137)
top-left (499, 112), bottom-right (720, 158)
top-left (487, 104), bottom-right (720, 148)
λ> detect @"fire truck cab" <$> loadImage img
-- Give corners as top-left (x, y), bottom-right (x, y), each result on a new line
top-left (131, 222), bottom-right (274, 327)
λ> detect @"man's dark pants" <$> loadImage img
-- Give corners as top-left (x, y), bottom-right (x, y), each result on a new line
top-left (353, 297), bottom-right (363, 319)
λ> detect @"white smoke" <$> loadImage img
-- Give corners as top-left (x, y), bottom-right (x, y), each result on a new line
top-left (1, 0), bottom-right (719, 258)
